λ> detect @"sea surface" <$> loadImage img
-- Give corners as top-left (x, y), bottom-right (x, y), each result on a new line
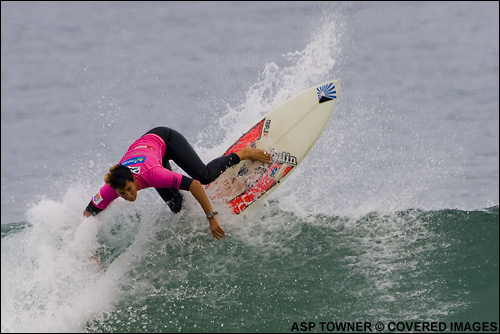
top-left (1, 2), bottom-right (498, 333)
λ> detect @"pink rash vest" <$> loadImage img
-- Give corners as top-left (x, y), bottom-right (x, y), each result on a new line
top-left (90, 133), bottom-right (187, 211)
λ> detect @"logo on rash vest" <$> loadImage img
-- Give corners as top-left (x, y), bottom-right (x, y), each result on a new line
top-left (128, 166), bottom-right (141, 174)
top-left (93, 191), bottom-right (103, 205)
top-left (121, 156), bottom-right (147, 166)
top-left (133, 145), bottom-right (155, 151)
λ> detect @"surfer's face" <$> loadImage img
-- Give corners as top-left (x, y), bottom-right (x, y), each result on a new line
top-left (116, 180), bottom-right (138, 202)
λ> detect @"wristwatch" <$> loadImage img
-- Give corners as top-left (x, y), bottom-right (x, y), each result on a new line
top-left (206, 211), bottom-right (218, 219)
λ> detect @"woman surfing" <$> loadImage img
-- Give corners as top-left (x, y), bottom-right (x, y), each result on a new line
top-left (83, 126), bottom-right (272, 239)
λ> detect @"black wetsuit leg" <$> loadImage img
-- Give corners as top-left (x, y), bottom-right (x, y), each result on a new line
top-left (144, 127), bottom-right (241, 212)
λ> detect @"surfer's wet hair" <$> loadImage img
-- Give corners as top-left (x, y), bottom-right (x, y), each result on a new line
top-left (104, 164), bottom-right (134, 190)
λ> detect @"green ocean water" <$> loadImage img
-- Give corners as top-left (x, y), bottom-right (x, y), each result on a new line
top-left (4, 205), bottom-right (496, 333)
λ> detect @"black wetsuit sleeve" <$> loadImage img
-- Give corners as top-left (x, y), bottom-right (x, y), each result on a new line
top-left (180, 175), bottom-right (194, 191)
top-left (85, 201), bottom-right (103, 216)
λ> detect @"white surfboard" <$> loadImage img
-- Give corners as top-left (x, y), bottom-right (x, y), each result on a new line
top-left (206, 80), bottom-right (340, 214)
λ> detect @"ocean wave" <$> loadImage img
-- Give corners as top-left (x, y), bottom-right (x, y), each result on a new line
top-left (2, 200), bottom-right (497, 332)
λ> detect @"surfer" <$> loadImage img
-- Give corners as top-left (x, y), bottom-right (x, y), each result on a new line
top-left (83, 127), bottom-right (272, 239)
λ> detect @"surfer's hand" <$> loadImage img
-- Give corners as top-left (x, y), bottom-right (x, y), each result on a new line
top-left (83, 210), bottom-right (92, 217)
top-left (209, 216), bottom-right (226, 240)
top-left (236, 147), bottom-right (272, 164)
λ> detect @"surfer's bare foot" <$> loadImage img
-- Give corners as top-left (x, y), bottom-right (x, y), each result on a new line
top-left (236, 147), bottom-right (272, 164)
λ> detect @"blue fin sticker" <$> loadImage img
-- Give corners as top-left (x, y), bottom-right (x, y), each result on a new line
top-left (317, 83), bottom-right (336, 103)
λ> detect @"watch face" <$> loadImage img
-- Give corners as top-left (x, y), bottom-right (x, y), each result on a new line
top-left (206, 212), bottom-right (218, 219)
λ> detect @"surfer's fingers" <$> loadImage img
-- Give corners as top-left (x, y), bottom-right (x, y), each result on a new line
top-left (212, 227), bottom-right (226, 240)
top-left (212, 232), bottom-right (223, 240)
top-left (256, 149), bottom-right (272, 163)
top-left (264, 151), bottom-right (272, 161)
top-left (216, 227), bottom-right (226, 237)
top-left (209, 223), bottom-right (225, 239)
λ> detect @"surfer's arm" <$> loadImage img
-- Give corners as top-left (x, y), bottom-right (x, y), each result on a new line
top-left (189, 180), bottom-right (226, 240)
top-left (83, 184), bottom-right (119, 217)
top-left (84, 202), bottom-right (102, 217)
top-left (149, 169), bottom-right (224, 238)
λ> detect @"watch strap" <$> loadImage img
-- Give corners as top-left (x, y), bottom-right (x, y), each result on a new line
top-left (206, 211), bottom-right (218, 219)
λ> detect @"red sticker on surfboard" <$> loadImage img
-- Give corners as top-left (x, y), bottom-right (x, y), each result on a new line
top-left (229, 161), bottom-right (294, 214)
